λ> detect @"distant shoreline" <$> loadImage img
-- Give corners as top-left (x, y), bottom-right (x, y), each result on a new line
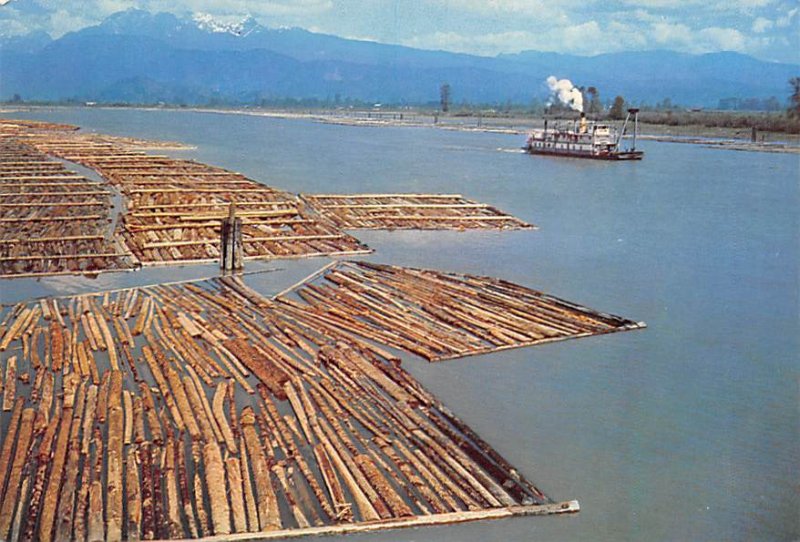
top-left (3, 104), bottom-right (798, 154)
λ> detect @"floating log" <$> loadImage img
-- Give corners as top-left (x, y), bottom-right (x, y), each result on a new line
top-left (106, 371), bottom-right (125, 542)
top-left (241, 407), bottom-right (281, 531)
top-left (164, 438), bottom-right (184, 539)
top-left (238, 436), bottom-right (259, 533)
top-left (2, 356), bottom-right (16, 410)
top-left (213, 381), bottom-right (238, 454)
top-left (176, 437), bottom-right (199, 539)
top-left (203, 441), bottom-right (231, 535)
top-left (0, 398), bottom-right (24, 503)
top-left (0, 408), bottom-right (35, 540)
top-left (127, 447), bottom-right (142, 542)
top-left (53, 381), bottom-right (88, 542)
top-left (226, 457), bottom-right (248, 533)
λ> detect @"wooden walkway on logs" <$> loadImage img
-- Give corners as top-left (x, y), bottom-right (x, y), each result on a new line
top-left (0, 274), bottom-right (575, 542)
top-left (277, 261), bottom-right (646, 361)
top-left (301, 193), bottom-right (533, 230)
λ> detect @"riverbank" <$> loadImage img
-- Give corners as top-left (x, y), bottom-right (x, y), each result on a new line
top-left (3, 105), bottom-right (798, 154)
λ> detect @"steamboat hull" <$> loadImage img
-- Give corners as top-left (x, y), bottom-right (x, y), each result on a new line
top-left (525, 147), bottom-right (643, 160)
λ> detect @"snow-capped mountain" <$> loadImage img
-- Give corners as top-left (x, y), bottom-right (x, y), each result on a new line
top-left (192, 13), bottom-right (259, 37)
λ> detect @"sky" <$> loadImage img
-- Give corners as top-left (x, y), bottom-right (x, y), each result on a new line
top-left (1, 0), bottom-right (798, 63)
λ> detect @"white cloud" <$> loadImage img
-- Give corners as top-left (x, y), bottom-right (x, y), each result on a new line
top-left (698, 26), bottom-right (748, 50)
top-left (47, 9), bottom-right (94, 37)
top-left (775, 7), bottom-right (797, 27)
top-left (652, 22), bottom-right (694, 45)
top-left (428, 0), bottom-right (574, 16)
top-left (404, 20), bottom-right (649, 56)
top-left (0, 0), bottom-right (796, 62)
top-left (752, 16), bottom-right (774, 32)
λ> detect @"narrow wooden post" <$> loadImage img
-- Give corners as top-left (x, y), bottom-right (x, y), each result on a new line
top-left (220, 204), bottom-right (243, 272)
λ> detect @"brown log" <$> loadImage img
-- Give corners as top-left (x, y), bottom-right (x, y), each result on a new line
top-left (164, 438), bottom-right (184, 539)
top-left (133, 395), bottom-right (146, 444)
top-left (20, 415), bottom-right (59, 542)
top-left (53, 380), bottom-right (87, 542)
top-left (2, 356), bottom-right (16, 410)
top-left (0, 397), bottom-right (24, 504)
top-left (38, 375), bottom-right (78, 542)
top-left (213, 381), bottom-right (238, 454)
top-left (9, 471), bottom-right (31, 542)
top-left (191, 442), bottom-right (211, 537)
top-left (176, 437), bottom-right (199, 539)
top-left (238, 436), bottom-right (259, 533)
top-left (35, 372), bottom-right (54, 433)
top-left (203, 440), bottom-right (231, 535)
top-left (105, 371), bottom-right (125, 541)
top-left (152, 446), bottom-right (166, 540)
top-left (226, 457), bottom-right (248, 533)
top-left (139, 383), bottom-right (164, 445)
top-left (0, 408), bottom-right (35, 539)
top-left (240, 407), bottom-right (281, 531)
top-left (184, 367), bottom-right (223, 443)
top-left (127, 447), bottom-right (142, 542)
top-left (165, 366), bottom-right (201, 440)
top-left (140, 442), bottom-right (155, 540)
top-left (312, 443), bottom-right (353, 522)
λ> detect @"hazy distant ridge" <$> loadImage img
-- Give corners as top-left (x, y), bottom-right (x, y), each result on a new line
top-left (1, 9), bottom-right (797, 107)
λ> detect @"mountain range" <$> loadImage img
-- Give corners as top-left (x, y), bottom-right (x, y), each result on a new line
top-left (1, 9), bottom-right (797, 108)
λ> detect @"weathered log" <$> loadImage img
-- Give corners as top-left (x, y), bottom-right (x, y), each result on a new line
top-left (2, 356), bottom-right (16, 410)
top-left (240, 407), bottom-right (281, 531)
top-left (0, 397), bottom-right (24, 504)
top-left (165, 366), bottom-right (201, 440)
top-left (53, 380), bottom-right (87, 542)
top-left (106, 371), bottom-right (125, 541)
top-left (0, 408), bottom-right (35, 539)
top-left (139, 383), bottom-right (164, 445)
top-left (175, 436), bottom-right (199, 539)
top-left (202, 440), bottom-right (231, 535)
top-left (238, 436), bottom-right (259, 533)
top-left (38, 375), bottom-right (78, 542)
top-left (191, 442), bottom-right (211, 537)
top-left (163, 438), bottom-right (184, 539)
top-left (126, 447), bottom-right (142, 542)
top-left (312, 443), bottom-right (353, 522)
top-left (226, 457), bottom-right (248, 533)
top-left (140, 442), bottom-right (155, 540)
top-left (213, 381), bottom-right (238, 454)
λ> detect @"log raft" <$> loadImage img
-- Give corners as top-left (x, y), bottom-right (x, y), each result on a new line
top-left (301, 194), bottom-right (533, 230)
top-left (0, 119), bottom-right (370, 270)
top-left (0, 136), bottom-right (133, 277)
top-left (276, 260), bottom-right (645, 361)
top-left (1, 119), bottom-right (543, 278)
top-left (0, 268), bottom-right (597, 540)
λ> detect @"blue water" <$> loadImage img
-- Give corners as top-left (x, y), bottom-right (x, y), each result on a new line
top-left (1, 107), bottom-right (798, 542)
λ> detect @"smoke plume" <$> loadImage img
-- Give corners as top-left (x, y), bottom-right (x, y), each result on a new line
top-left (546, 76), bottom-right (583, 112)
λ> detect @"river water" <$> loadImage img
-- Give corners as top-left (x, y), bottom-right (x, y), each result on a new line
top-left (1, 107), bottom-right (797, 542)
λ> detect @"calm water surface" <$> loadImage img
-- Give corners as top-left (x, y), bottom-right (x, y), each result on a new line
top-left (1, 108), bottom-right (797, 542)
